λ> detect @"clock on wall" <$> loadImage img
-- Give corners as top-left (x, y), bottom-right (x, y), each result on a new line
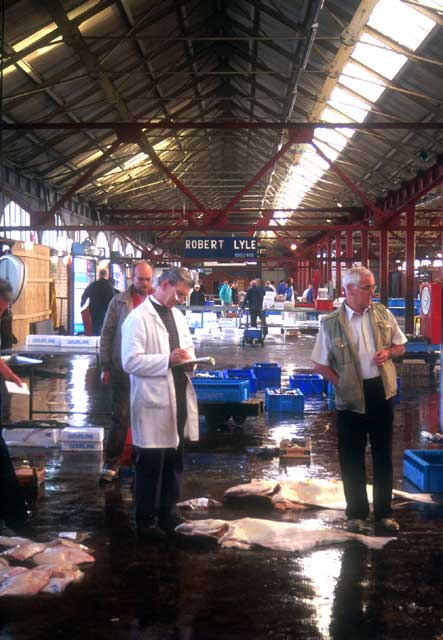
top-left (420, 284), bottom-right (431, 316)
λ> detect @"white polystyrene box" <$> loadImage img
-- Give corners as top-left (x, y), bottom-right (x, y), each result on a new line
top-left (61, 441), bottom-right (103, 452)
top-left (5, 428), bottom-right (60, 448)
top-left (59, 336), bottom-right (100, 348)
top-left (60, 427), bottom-right (104, 442)
top-left (26, 335), bottom-right (61, 347)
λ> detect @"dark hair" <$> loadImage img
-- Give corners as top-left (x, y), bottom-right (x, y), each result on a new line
top-left (0, 278), bottom-right (13, 303)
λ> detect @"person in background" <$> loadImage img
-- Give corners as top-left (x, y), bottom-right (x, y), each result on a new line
top-left (121, 267), bottom-right (199, 537)
top-left (231, 281), bottom-right (239, 305)
top-left (241, 278), bottom-right (266, 335)
top-left (99, 262), bottom-right (153, 483)
top-left (311, 266), bottom-right (406, 533)
top-left (108, 278), bottom-right (120, 296)
top-left (264, 281), bottom-right (275, 293)
top-left (0, 278), bottom-right (28, 533)
top-left (190, 283), bottom-right (205, 306)
top-left (302, 283), bottom-right (315, 303)
top-left (285, 278), bottom-right (294, 301)
top-left (276, 279), bottom-right (287, 296)
top-left (80, 269), bottom-right (114, 335)
top-left (219, 280), bottom-right (232, 307)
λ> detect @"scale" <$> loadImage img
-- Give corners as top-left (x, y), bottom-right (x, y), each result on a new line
top-left (420, 282), bottom-right (441, 345)
top-left (0, 254), bottom-right (27, 302)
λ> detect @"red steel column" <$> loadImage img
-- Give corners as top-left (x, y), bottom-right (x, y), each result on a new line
top-left (380, 229), bottom-right (389, 306)
top-left (326, 237), bottom-right (332, 284)
top-left (346, 231), bottom-right (353, 268)
top-left (361, 228), bottom-right (369, 267)
top-left (336, 232), bottom-right (342, 297)
top-left (405, 207), bottom-right (416, 334)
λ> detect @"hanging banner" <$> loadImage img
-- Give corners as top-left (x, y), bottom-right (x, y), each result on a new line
top-left (183, 237), bottom-right (257, 259)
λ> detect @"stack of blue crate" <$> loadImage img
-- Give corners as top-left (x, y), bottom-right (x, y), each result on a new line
top-left (265, 388), bottom-right (304, 414)
top-left (253, 362), bottom-right (281, 390)
top-left (289, 373), bottom-right (324, 395)
top-left (192, 378), bottom-right (250, 403)
top-left (224, 368), bottom-right (257, 393)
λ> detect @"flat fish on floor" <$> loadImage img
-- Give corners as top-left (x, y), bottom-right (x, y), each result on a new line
top-left (224, 479), bottom-right (439, 510)
top-left (225, 479), bottom-right (373, 511)
top-left (2, 542), bottom-right (48, 561)
top-left (0, 536), bottom-right (32, 548)
top-left (32, 540), bottom-right (94, 568)
top-left (41, 568), bottom-right (84, 594)
top-left (0, 566), bottom-right (53, 596)
top-left (224, 480), bottom-right (281, 501)
top-left (177, 497), bottom-right (223, 511)
top-left (176, 518), bottom-right (395, 553)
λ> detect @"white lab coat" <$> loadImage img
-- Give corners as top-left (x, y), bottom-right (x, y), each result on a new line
top-left (121, 297), bottom-right (199, 448)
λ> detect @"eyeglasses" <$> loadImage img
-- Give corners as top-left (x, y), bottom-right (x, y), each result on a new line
top-left (173, 287), bottom-right (188, 300)
top-left (355, 284), bottom-right (376, 291)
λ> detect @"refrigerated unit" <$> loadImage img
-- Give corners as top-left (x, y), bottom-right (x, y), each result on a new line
top-left (70, 255), bottom-right (97, 334)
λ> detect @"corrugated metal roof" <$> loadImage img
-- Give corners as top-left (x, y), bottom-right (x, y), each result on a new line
top-left (1, 0), bottom-right (443, 259)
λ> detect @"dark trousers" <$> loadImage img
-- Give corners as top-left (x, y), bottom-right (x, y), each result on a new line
top-left (0, 432), bottom-right (27, 526)
top-left (105, 370), bottom-right (131, 467)
top-left (249, 309), bottom-right (267, 336)
top-left (134, 385), bottom-right (187, 526)
top-left (337, 377), bottom-right (394, 521)
top-left (134, 446), bottom-right (183, 525)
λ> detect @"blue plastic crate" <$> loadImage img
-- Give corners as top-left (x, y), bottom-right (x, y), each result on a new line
top-left (193, 370), bottom-right (225, 379)
top-left (244, 328), bottom-right (262, 341)
top-left (192, 379), bottom-right (249, 403)
top-left (289, 374), bottom-right (324, 395)
top-left (403, 450), bottom-right (443, 492)
top-left (253, 362), bottom-right (281, 390)
top-left (265, 388), bottom-right (304, 414)
top-left (388, 298), bottom-right (404, 308)
top-left (224, 368), bottom-right (257, 393)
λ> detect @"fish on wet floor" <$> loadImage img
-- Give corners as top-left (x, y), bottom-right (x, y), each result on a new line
top-left (224, 479), bottom-right (363, 510)
top-left (224, 479), bottom-right (439, 510)
top-left (0, 537), bottom-right (94, 596)
top-left (177, 497), bottom-right (223, 511)
top-left (175, 517), bottom-right (396, 553)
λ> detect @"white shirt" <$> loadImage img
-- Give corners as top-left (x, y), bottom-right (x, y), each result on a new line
top-left (311, 303), bottom-right (407, 380)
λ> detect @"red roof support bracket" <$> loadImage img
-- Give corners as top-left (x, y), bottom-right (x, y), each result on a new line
top-left (47, 139), bottom-right (121, 219)
top-left (377, 157), bottom-right (443, 227)
top-left (207, 127), bottom-right (314, 228)
top-left (310, 140), bottom-right (385, 219)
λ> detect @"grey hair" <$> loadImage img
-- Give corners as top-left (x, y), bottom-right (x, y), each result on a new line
top-left (0, 278), bottom-right (13, 303)
top-left (156, 266), bottom-right (193, 288)
top-left (342, 266), bottom-right (374, 290)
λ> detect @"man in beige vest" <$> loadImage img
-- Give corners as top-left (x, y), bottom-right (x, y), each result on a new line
top-left (311, 267), bottom-right (406, 533)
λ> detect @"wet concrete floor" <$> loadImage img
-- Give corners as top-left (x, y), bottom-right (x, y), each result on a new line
top-left (1, 333), bottom-right (443, 639)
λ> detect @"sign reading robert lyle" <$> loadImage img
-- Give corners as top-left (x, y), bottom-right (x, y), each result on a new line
top-left (184, 237), bottom-right (257, 259)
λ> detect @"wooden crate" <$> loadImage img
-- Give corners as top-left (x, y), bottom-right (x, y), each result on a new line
top-left (12, 242), bottom-right (51, 344)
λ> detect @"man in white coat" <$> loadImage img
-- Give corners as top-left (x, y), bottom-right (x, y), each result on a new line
top-left (121, 267), bottom-right (198, 537)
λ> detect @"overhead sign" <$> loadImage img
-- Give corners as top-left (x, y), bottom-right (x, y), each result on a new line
top-left (184, 237), bottom-right (257, 259)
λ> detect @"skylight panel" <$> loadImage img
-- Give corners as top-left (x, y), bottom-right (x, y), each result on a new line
top-left (328, 86), bottom-right (370, 122)
top-left (368, 0), bottom-right (435, 50)
top-left (313, 140), bottom-right (340, 162)
top-left (352, 33), bottom-right (406, 80)
top-left (314, 128), bottom-right (349, 152)
top-left (275, 0), bottom-right (437, 213)
top-left (339, 61), bottom-right (386, 103)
